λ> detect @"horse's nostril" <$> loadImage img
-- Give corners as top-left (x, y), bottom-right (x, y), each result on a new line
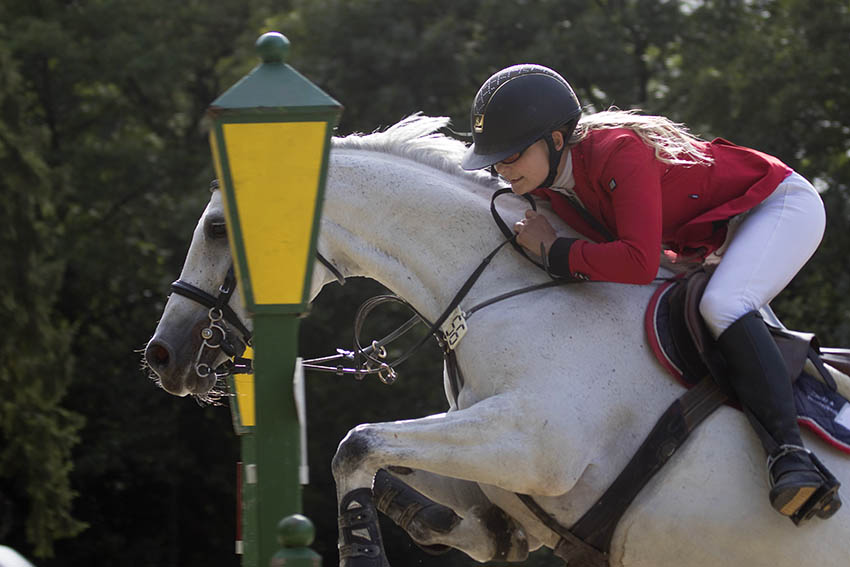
top-left (145, 341), bottom-right (171, 371)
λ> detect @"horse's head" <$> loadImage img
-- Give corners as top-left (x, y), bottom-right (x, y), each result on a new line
top-left (144, 187), bottom-right (252, 398)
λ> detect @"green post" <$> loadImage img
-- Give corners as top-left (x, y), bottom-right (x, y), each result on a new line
top-left (253, 315), bottom-right (302, 564)
top-left (270, 515), bottom-right (322, 567)
top-left (208, 31), bottom-right (343, 567)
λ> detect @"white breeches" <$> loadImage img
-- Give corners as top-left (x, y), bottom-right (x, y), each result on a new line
top-left (699, 172), bottom-right (826, 338)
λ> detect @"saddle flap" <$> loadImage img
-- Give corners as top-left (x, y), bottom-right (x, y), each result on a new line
top-left (770, 328), bottom-right (818, 384)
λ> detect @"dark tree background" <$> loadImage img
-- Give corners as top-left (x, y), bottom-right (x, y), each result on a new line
top-left (1, 1), bottom-right (848, 565)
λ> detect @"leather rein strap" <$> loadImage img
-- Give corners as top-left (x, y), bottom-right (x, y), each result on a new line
top-left (302, 190), bottom-right (583, 380)
top-left (490, 188), bottom-right (548, 270)
top-left (301, 237), bottom-right (519, 380)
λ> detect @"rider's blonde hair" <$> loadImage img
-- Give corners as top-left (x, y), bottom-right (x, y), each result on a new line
top-left (569, 108), bottom-right (714, 166)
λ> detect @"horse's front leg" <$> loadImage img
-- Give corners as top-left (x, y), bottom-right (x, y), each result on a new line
top-left (372, 467), bottom-right (530, 562)
top-left (332, 394), bottom-right (586, 566)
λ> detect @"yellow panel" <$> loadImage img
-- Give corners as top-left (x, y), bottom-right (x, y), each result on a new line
top-left (233, 347), bottom-right (255, 427)
top-left (222, 121), bottom-right (326, 305)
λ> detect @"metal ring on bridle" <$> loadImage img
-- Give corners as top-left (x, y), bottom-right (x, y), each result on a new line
top-left (208, 307), bottom-right (224, 322)
top-left (378, 364), bottom-right (398, 385)
top-left (372, 341), bottom-right (388, 359)
top-left (202, 323), bottom-right (226, 348)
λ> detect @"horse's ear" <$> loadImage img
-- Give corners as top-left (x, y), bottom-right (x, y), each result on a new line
top-left (209, 179), bottom-right (219, 192)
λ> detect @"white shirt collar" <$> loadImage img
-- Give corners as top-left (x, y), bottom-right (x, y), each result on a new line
top-left (549, 152), bottom-right (581, 204)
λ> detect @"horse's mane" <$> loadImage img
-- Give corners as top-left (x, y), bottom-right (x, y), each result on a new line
top-left (332, 114), bottom-right (501, 189)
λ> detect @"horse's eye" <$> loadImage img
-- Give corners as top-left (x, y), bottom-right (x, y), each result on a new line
top-left (205, 219), bottom-right (228, 239)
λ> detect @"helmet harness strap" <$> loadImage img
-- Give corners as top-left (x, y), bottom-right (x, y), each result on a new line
top-left (488, 132), bottom-right (564, 184)
top-left (540, 133), bottom-right (563, 189)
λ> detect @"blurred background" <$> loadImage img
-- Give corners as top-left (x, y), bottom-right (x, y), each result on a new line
top-left (1, 1), bottom-right (848, 565)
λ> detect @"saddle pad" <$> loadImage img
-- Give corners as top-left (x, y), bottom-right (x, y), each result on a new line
top-left (646, 278), bottom-right (850, 455)
top-left (795, 373), bottom-right (850, 454)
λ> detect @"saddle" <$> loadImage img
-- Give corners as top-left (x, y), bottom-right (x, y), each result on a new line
top-left (538, 269), bottom-right (850, 567)
top-left (646, 267), bottom-right (850, 453)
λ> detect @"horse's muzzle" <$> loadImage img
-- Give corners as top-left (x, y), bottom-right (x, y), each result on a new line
top-left (144, 336), bottom-right (215, 396)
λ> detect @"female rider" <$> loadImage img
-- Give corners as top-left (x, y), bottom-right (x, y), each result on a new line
top-left (461, 64), bottom-right (840, 524)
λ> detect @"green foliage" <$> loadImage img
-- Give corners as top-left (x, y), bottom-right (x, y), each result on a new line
top-left (657, 0), bottom-right (850, 342)
top-left (0, 23), bottom-right (87, 556)
top-left (0, 0), bottom-right (848, 565)
top-left (0, 0), bottom-right (279, 561)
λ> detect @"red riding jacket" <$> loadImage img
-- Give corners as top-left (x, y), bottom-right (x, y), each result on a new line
top-left (535, 128), bottom-right (792, 284)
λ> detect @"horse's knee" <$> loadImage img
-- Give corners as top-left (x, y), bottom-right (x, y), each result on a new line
top-left (332, 426), bottom-right (375, 480)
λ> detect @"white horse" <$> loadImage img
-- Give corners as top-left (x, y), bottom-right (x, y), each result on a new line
top-left (0, 547), bottom-right (35, 567)
top-left (144, 116), bottom-right (849, 566)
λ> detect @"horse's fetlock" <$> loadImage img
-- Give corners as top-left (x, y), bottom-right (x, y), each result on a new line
top-left (478, 505), bottom-right (529, 562)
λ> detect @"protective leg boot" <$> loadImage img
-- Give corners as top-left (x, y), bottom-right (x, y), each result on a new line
top-left (717, 311), bottom-right (840, 523)
top-left (338, 488), bottom-right (390, 567)
top-left (373, 469), bottom-right (459, 555)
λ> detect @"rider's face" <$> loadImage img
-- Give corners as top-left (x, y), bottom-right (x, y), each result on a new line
top-left (493, 132), bottom-right (564, 195)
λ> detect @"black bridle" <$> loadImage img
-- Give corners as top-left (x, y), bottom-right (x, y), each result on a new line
top-left (169, 252), bottom-right (346, 380)
top-left (170, 266), bottom-right (254, 380)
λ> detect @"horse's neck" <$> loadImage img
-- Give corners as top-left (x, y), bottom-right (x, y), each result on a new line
top-left (319, 149), bottom-right (534, 320)
top-left (317, 147), bottom-right (685, 434)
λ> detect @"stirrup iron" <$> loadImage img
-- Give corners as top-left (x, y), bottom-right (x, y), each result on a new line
top-left (767, 445), bottom-right (841, 525)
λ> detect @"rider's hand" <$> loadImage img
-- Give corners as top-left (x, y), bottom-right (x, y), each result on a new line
top-left (514, 210), bottom-right (557, 257)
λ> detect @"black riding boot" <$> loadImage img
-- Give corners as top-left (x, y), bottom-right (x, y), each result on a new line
top-left (717, 311), bottom-right (840, 524)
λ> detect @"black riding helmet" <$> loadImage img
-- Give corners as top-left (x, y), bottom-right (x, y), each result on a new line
top-left (461, 64), bottom-right (582, 188)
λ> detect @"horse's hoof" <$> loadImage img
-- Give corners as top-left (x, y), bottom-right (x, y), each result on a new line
top-left (475, 505), bottom-right (529, 562)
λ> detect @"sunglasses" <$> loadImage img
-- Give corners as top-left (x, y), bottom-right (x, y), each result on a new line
top-left (499, 138), bottom-right (542, 165)
top-left (499, 148), bottom-right (525, 165)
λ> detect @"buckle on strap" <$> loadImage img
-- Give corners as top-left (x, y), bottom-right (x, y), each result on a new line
top-left (338, 542), bottom-right (381, 559)
top-left (338, 505), bottom-right (377, 529)
top-left (553, 536), bottom-right (608, 567)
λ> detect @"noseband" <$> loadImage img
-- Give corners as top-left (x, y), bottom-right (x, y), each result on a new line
top-left (170, 266), bottom-right (254, 379)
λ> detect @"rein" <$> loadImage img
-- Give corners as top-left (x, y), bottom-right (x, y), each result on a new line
top-left (300, 189), bottom-right (578, 382)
